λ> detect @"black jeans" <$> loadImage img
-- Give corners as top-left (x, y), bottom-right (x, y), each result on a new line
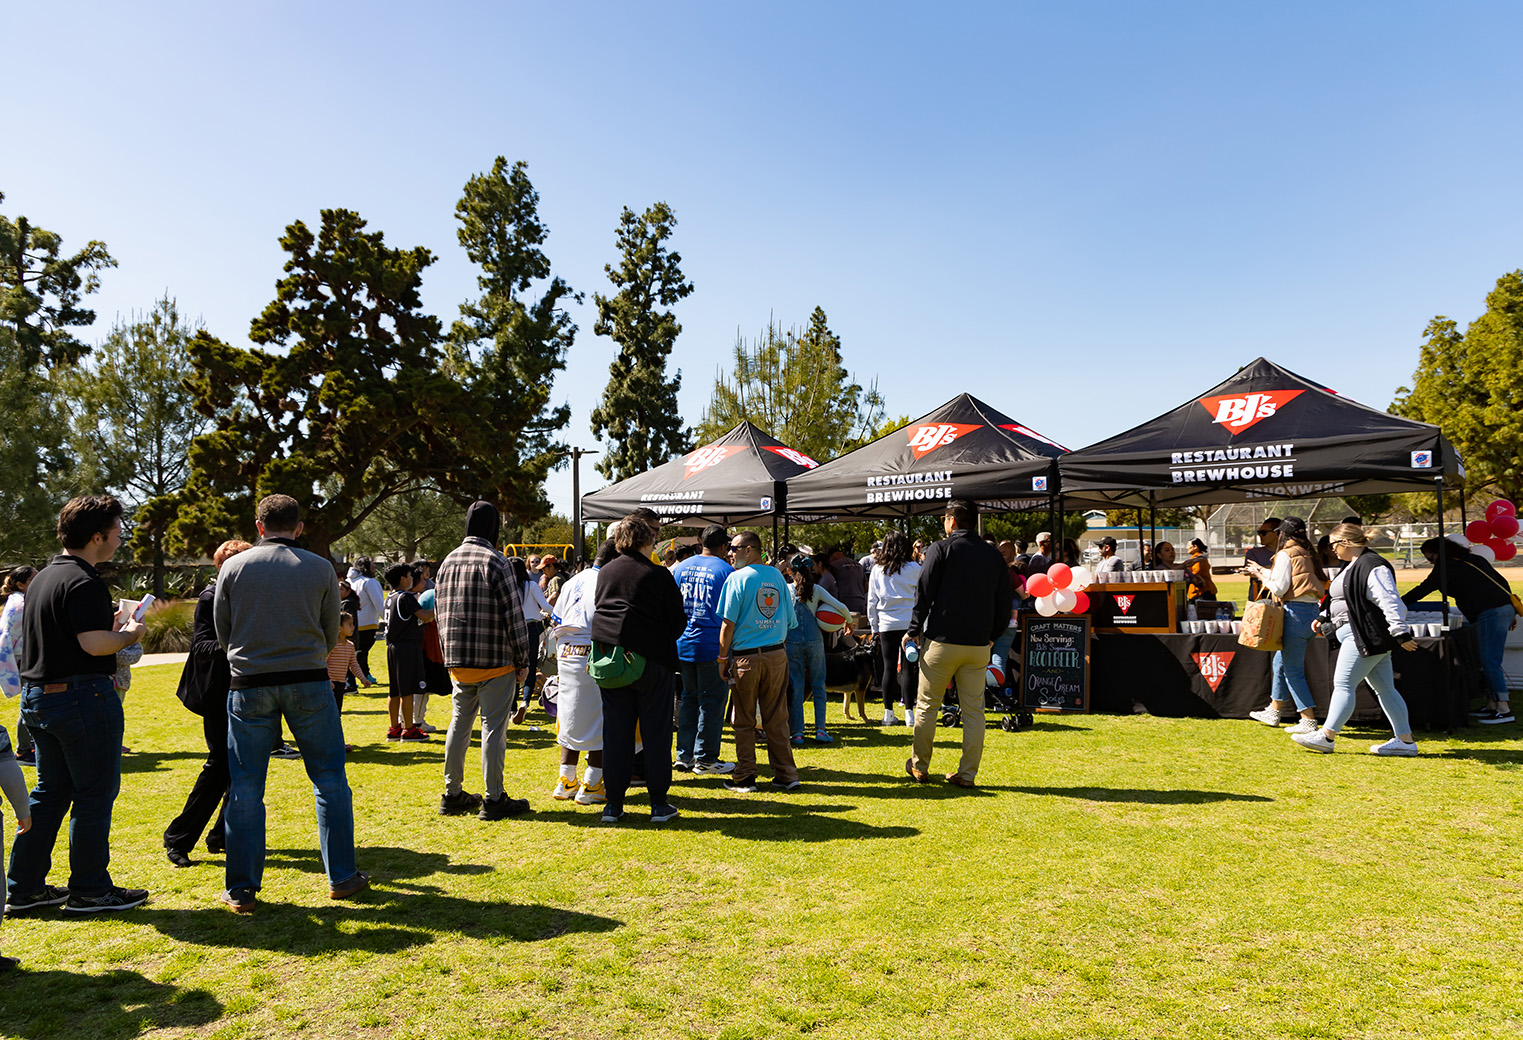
top-left (352, 627), bottom-right (378, 680)
top-left (878, 629), bottom-right (919, 710)
top-left (163, 703), bottom-right (229, 854)
top-left (599, 663), bottom-right (675, 813)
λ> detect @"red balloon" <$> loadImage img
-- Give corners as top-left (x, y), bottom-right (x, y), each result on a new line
top-left (1026, 573), bottom-right (1053, 598)
top-left (1466, 520), bottom-right (1492, 543)
top-left (1496, 541), bottom-right (1518, 563)
top-left (1047, 563), bottom-right (1073, 590)
top-left (1490, 514), bottom-right (1520, 540)
top-left (1072, 590), bottom-right (1090, 614)
top-left (1487, 537), bottom-right (1510, 558)
top-left (1486, 499), bottom-right (1516, 521)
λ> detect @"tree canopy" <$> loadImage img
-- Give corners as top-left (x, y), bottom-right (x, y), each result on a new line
top-left (1393, 269), bottom-right (1523, 504)
top-left (589, 202), bottom-right (694, 481)
top-left (696, 306), bottom-right (885, 461)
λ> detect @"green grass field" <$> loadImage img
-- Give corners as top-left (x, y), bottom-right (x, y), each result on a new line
top-left (1, 658), bottom-right (1521, 1040)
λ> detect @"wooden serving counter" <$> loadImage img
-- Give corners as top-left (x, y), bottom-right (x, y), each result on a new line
top-left (1085, 581), bottom-right (1188, 634)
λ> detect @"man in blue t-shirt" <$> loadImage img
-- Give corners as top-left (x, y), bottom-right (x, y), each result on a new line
top-left (671, 525), bottom-right (736, 774)
top-left (717, 531), bottom-right (799, 792)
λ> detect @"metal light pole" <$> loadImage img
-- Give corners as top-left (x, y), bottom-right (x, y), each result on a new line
top-left (565, 446), bottom-right (597, 568)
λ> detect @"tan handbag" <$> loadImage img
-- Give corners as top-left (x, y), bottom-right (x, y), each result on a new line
top-left (1238, 590), bottom-right (1284, 652)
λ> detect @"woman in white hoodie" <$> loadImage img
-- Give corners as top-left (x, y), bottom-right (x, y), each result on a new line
top-left (867, 531), bottom-right (922, 727)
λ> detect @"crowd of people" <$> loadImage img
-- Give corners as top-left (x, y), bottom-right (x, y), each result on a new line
top-left (0, 490), bottom-right (1515, 965)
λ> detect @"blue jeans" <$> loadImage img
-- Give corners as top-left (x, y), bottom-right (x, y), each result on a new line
top-left (676, 659), bottom-right (728, 763)
top-left (786, 636), bottom-right (828, 736)
top-left (7, 676), bottom-right (122, 898)
top-left (1326, 625), bottom-right (1412, 736)
top-left (226, 680), bottom-right (357, 894)
top-left (1271, 601), bottom-right (1321, 713)
top-left (1472, 604), bottom-right (1514, 703)
top-left (990, 628), bottom-right (1016, 688)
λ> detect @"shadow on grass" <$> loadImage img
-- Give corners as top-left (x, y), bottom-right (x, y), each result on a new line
top-left (1003, 785), bottom-right (1271, 804)
top-left (530, 793), bottom-right (921, 840)
top-left (119, 750), bottom-right (210, 774)
top-left (0, 968), bottom-right (222, 1040)
top-left (138, 846), bottom-right (621, 953)
top-left (1439, 748), bottom-right (1523, 767)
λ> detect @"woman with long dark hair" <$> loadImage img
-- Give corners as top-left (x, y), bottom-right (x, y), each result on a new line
top-left (1243, 516), bottom-right (1328, 733)
top-left (1296, 524), bottom-right (1419, 755)
top-left (867, 531), bottom-right (922, 727)
top-left (1402, 536), bottom-right (1518, 724)
top-left (508, 557), bottom-right (552, 723)
top-left (0, 566), bottom-right (37, 761)
top-left (783, 553), bottom-right (852, 744)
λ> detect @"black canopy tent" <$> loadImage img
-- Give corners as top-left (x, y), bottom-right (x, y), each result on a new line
top-left (579, 422), bottom-right (820, 543)
top-left (782, 393), bottom-right (1067, 524)
top-left (1058, 356), bottom-right (1465, 623)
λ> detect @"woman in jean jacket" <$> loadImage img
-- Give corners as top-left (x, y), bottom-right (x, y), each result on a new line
top-left (783, 554), bottom-right (852, 744)
top-left (1296, 524), bottom-right (1420, 756)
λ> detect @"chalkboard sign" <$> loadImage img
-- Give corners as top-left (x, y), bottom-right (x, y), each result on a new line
top-left (1020, 615), bottom-right (1091, 713)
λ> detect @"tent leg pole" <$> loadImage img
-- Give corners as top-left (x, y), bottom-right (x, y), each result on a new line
top-left (1436, 476), bottom-right (1450, 628)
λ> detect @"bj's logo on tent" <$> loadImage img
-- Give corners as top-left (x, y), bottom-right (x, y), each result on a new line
top-left (907, 423), bottom-right (980, 459)
top-left (1114, 595), bottom-right (1135, 615)
top-left (1198, 390), bottom-right (1304, 435)
top-left (762, 446), bottom-right (820, 469)
top-left (1191, 651), bottom-right (1235, 692)
top-left (683, 445), bottom-right (745, 479)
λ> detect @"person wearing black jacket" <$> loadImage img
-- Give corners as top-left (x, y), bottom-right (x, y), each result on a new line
top-left (590, 515), bottom-right (687, 824)
top-left (1402, 537), bottom-right (1518, 724)
top-left (163, 540), bottom-right (252, 866)
top-left (905, 500), bottom-right (1014, 788)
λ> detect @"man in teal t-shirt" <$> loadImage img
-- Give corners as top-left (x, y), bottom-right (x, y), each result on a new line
top-left (717, 532), bottom-right (799, 792)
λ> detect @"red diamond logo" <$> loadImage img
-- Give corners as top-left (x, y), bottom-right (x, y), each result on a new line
top-left (1197, 390), bottom-right (1304, 435)
top-left (1192, 651), bottom-right (1235, 692)
top-left (906, 423), bottom-right (981, 459)
top-left (683, 444), bottom-right (745, 479)
top-left (762, 446), bottom-right (819, 469)
top-left (1114, 594), bottom-right (1135, 615)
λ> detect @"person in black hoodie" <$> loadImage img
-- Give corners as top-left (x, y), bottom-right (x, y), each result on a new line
top-left (1298, 524), bottom-right (1420, 756)
top-left (590, 514), bottom-right (686, 824)
top-left (162, 540), bottom-right (252, 866)
top-left (1402, 537), bottom-right (1518, 724)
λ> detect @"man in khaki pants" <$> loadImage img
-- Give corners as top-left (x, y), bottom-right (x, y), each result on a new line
top-left (905, 500), bottom-right (1013, 788)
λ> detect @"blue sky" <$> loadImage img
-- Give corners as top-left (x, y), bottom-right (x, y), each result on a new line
top-left (6, 2), bottom-right (1521, 517)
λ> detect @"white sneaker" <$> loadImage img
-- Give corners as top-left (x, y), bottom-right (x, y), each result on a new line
top-left (416, 722), bottom-right (438, 734)
top-left (1248, 707), bottom-right (1282, 727)
top-left (1371, 738), bottom-right (1419, 757)
top-left (1291, 729), bottom-right (1336, 753)
top-left (903, 709), bottom-right (915, 727)
top-left (1285, 718), bottom-right (1319, 735)
top-left (693, 760), bottom-right (736, 775)
top-left (882, 710), bottom-right (899, 726)
top-left (574, 780), bottom-right (607, 805)
top-left (550, 776), bottom-right (580, 800)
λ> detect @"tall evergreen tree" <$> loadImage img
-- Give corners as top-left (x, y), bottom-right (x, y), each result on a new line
top-left (589, 202), bottom-right (694, 480)
top-left (697, 305), bottom-right (885, 461)
top-left (447, 157), bottom-right (580, 521)
top-left (0, 191), bottom-right (115, 560)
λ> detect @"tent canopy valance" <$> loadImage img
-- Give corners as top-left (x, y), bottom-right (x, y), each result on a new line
top-left (1058, 358), bottom-right (1464, 509)
top-left (782, 393), bottom-right (1068, 520)
top-left (579, 422), bottom-right (819, 527)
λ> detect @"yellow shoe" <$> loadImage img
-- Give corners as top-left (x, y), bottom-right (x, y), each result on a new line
top-left (574, 780), bottom-right (607, 805)
top-left (551, 776), bottom-right (580, 801)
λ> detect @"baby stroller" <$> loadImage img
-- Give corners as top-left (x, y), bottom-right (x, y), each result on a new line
top-left (936, 653), bottom-right (1032, 731)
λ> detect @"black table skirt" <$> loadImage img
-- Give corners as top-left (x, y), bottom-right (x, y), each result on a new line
top-left (1090, 629), bottom-right (1479, 732)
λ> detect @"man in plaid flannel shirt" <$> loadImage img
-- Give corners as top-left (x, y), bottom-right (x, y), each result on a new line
top-left (433, 501), bottom-right (534, 820)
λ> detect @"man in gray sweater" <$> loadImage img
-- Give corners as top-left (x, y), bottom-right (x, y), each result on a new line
top-left (213, 494), bottom-right (366, 913)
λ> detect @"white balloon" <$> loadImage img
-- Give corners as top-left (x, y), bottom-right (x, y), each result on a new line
top-left (1036, 594), bottom-right (1059, 616)
top-left (1053, 588), bottom-right (1078, 613)
top-left (1069, 566), bottom-right (1093, 592)
top-left (1472, 544), bottom-right (1497, 562)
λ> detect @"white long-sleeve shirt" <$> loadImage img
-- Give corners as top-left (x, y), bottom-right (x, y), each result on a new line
top-left (868, 561), bottom-right (922, 633)
top-left (1328, 564), bottom-right (1407, 634)
top-left (521, 579), bottom-right (552, 622)
top-left (347, 570), bottom-right (386, 628)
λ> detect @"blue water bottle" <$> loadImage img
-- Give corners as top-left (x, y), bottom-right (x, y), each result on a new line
top-left (903, 639), bottom-right (919, 664)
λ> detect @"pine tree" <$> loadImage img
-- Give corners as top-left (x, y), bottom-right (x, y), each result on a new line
top-left (589, 202), bottom-right (694, 481)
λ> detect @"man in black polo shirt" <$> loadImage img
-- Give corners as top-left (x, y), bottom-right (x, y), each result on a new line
top-left (904, 499), bottom-right (1012, 789)
top-left (6, 495), bottom-right (149, 914)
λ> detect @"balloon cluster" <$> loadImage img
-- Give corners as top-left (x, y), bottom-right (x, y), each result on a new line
top-left (1463, 499), bottom-right (1518, 563)
top-left (1026, 562), bottom-right (1093, 617)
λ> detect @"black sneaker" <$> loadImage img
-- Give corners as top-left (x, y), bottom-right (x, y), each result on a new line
top-left (439, 790), bottom-right (483, 816)
top-left (769, 777), bottom-right (802, 792)
top-left (650, 803), bottom-right (681, 823)
top-left (479, 795), bottom-right (531, 821)
top-left (5, 885), bottom-right (69, 915)
top-left (600, 807), bottom-right (624, 824)
top-left (64, 886), bottom-right (148, 913)
top-left (1479, 711), bottom-right (1516, 725)
top-left (219, 888), bottom-right (256, 913)
top-left (15, 749), bottom-right (35, 766)
top-left (724, 775), bottom-right (759, 793)
top-left (271, 743), bottom-right (301, 758)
